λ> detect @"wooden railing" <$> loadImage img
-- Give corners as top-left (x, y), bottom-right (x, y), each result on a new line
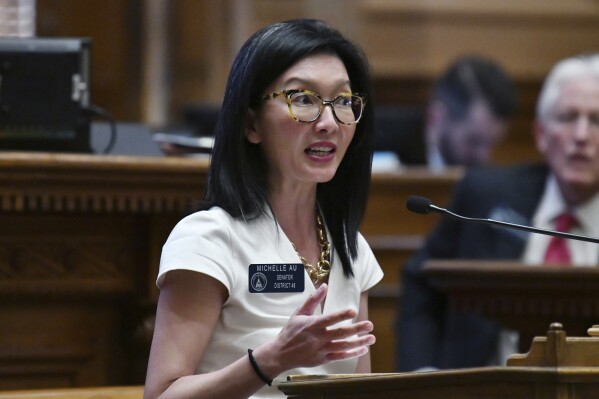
top-left (0, 386), bottom-right (143, 399)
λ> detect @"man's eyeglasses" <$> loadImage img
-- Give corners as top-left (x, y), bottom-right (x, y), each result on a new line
top-left (263, 89), bottom-right (366, 125)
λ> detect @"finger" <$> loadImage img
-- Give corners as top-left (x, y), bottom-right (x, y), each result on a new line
top-left (325, 335), bottom-right (376, 361)
top-left (325, 342), bottom-right (374, 362)
top-left (324, 320), bottom-right (374, 341)
top-left (325, 333), bottom-right (376, 353)
top-left (294, 283), bottom-right (328, 316)
top-left (310, 308), bottom-right (360, 331)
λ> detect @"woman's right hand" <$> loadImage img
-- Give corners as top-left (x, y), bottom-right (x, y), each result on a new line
top-left (250, 283), bottom-right (376, 379)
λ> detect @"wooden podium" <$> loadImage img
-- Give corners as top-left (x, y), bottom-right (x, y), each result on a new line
top-left (279, 324), bottom-right (599, 399)
top-left (422, 260), bottom-right (599, 349)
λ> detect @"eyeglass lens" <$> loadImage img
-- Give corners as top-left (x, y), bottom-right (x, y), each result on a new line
top-left (289, 92), bottom-right (363, 124)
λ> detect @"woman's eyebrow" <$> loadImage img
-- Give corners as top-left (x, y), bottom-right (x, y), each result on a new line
top-left (281, 77), bottom-right (351, 91)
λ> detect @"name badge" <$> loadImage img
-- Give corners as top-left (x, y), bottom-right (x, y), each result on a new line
top-left (248, 264), bottom-right (304, 293)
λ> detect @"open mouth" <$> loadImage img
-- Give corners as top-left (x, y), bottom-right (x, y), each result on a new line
top-left (305, 146), bottom-right (335, 156)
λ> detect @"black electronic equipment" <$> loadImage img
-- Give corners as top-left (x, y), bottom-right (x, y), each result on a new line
top-left (0, 37), bottom-right (92, 152)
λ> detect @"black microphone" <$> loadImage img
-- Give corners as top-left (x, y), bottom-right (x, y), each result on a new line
top-left (406, 195), bottom-right (599, 244)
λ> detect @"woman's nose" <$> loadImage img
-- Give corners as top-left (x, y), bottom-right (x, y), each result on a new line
top-left (315, 105), bottom-right (339, 132)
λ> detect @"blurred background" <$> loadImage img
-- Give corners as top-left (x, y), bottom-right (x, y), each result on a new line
top-left (4, 0), bottom-right (596, 164)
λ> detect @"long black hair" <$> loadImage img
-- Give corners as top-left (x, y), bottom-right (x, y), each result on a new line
top-left (206, 19), bottom-right (375, 278)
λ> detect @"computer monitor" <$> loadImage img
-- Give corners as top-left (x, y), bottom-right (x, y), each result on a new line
top-left (0, 37), bottom-right (92, 152)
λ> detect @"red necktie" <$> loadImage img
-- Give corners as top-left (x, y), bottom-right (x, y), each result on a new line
top-left (543, 213), bottom-right (577, 265)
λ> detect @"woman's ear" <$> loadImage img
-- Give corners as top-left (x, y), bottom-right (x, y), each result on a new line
top-left (245, 109), bottom-right (262, 144)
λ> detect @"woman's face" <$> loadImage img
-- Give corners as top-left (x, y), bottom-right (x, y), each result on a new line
top-left (246, 53), bottom-right (357, 192)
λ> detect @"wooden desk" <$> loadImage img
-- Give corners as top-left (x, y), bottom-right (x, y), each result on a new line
top-left (280, 368), bottom-right (599, 399)
top-left (424, 260), bottom-right (599, 351)
top-left (280, 324), bottom-right (599, 399)
top-left (0, 153), bottom-right (459, 387)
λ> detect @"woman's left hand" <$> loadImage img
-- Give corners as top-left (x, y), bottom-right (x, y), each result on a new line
top-left (250, 283), bottom-right (376, 377)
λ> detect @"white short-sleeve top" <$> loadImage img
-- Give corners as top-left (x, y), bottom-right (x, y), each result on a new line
top-left (158, 206), bottom-right (383, 398)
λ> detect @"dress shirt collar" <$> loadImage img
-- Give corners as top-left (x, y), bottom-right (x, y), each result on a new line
top-left (533, 174), bottom-right (599, 237)
top-left (427, 146), bottom-right (446, 171)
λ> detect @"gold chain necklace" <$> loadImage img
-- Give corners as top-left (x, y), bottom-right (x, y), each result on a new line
top-left (291, 210), bottom-right (331, 285)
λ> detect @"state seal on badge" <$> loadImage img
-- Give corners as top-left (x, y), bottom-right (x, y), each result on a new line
top-left (250, 272), bottom-right (267, 292)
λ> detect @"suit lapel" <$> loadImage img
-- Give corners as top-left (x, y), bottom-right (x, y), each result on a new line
top-left (486, 164), bottom-right (548, 258)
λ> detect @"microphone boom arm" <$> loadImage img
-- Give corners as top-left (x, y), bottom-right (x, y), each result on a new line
top-left (431, 204), bottom-right (599, 244)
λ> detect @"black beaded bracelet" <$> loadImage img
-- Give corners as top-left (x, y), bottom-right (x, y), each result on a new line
top-left (247, 349), bottom-right (273, 386)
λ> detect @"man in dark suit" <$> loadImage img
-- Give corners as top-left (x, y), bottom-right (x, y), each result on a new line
top-left (374, 55), bottom-right (517, 168)
top-left (396, 53), bottom-right (599, 371)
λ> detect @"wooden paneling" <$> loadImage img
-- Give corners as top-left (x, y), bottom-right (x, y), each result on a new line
top-left (0, 153), bottom-right (208, 389)
top-left (168, 0), bottom-right (229, 118)
top-left (357, 0), bottom-right (599, 79)
top-left (36, 0), bottom-right (143, 121)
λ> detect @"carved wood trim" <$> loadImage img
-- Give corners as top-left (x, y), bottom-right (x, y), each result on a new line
top-left (0, 153), bottom-right (208, 214)
top-left (424, 260), bottom-right (599, 338)
top-left (0, 350), bottom-right (91, 389)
